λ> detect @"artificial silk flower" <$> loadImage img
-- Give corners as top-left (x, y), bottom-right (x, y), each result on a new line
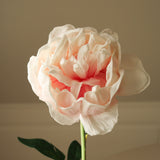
top-left (27, 24), bottom-right (150, 136)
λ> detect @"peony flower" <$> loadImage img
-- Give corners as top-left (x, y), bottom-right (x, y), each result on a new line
top-left (27, 24), bottom-right (150, 136)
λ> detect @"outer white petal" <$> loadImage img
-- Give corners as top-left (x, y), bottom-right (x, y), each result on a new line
top-left (34, 65), bottom-right (79, 125)
top-left (37, 44), bottom-right (50, 58)
top-left (47, 101), bottom-right (79, 125)
top-left (37, 65), bottom-right (55, 101)
top-left (106, 53), bottom-right (120, 86)
top-left (48, 24), bottom-right (75, 43)
top-left (47, 90), bottom-right (80, 125)
top-left (100, 28), bottom-right (119, 42)
top-left (118, 54), bottom-right (150, 96)
top-left (81, 98), bottom-right (106, 116)
top-left (27, 56), bottom-right (42, 97)
top-left (55, 90), bottom-right (81, 121)
top-left (80, 103), bottom-right (118, 136)
top-left (30, 65), bottom-right (76, 125)
top-left (83, 27), bottom-right (97, 33)
top-left (43, 80), bottom-right (80, 125)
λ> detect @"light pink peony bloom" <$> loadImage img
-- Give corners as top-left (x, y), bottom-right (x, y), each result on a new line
top-left (27, 24), bottom-right (150, 136)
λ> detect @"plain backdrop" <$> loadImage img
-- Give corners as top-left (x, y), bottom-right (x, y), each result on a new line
top-left (1, 0), bottom-right (159, 103)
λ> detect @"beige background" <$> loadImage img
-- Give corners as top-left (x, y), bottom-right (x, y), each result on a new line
top-left (1, 0), bottom-right (159, 103)
top-left (1, 0), bottom-right (160, 160)
top-left (1, 102), bottom-right (160, 160)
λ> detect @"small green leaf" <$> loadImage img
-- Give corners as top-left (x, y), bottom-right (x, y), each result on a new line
top-left (67, 140), bottom-right (81, 160)
top-left (17, 137), bottom-right (65, 160)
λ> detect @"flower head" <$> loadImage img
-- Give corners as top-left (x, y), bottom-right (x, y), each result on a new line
top-left (27, 24), bottom-right (150, 136)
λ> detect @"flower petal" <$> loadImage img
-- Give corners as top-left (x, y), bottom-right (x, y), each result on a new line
top-left (118, 54), bottom-right (150, 96)
top-left (84, 86), bottom-right (110, 105)
top-left (55, 90), bottom-right (81, 121)
top-left (100, 28), bottom-right (119, 41)
top-left (27, 56), bottom-right (42, 97)
top-left (73, 45), bottom-right (89, 78)
top-left (48, 24), bottom-right (75, 43)
top-left (84, 27), bottom-right (97, 33)
top-left (50, 35), bottom-right (69, 66)
top-left (83, 78), bottom-right (102, 86)
top-left (95, 47), bottom-right (111, 75)
top-left (106, 50), bottom-right (121, 86)
top-left (30, 67), bottom-right (76, 125)
top-left (46, 84), bottom-right (80, 125)
top-left (80, 103), bottom-right (118, 136)
top-left (60, 56), bottom-right (77, 78)
top-left (55, 90), bottom-right (75, 108)
top-left (47, 101), bottom-right (79, 125)
top-left (81, 98), bottom-right (106, 116)
top-left (85, 70), bottom-right (124, 105)
top-left (67, 28), bottom-right (86, 57)
top-left (49, 66), bottom-right (82, 98)
top-left (49, 66), bottom-right (72, 86)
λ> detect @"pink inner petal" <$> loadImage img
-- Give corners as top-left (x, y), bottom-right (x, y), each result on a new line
top-left (49, 75), bottom-right (70, 91)
top-left (78, 84), bottom-right (92, 98)
top-left (75, 68), bottom-right (107, 99)
top-left (94, 68), bottom-right (106, 87)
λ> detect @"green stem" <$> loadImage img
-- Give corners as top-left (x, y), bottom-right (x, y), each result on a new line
top-left (80, 122), bottom-right (86, 160)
